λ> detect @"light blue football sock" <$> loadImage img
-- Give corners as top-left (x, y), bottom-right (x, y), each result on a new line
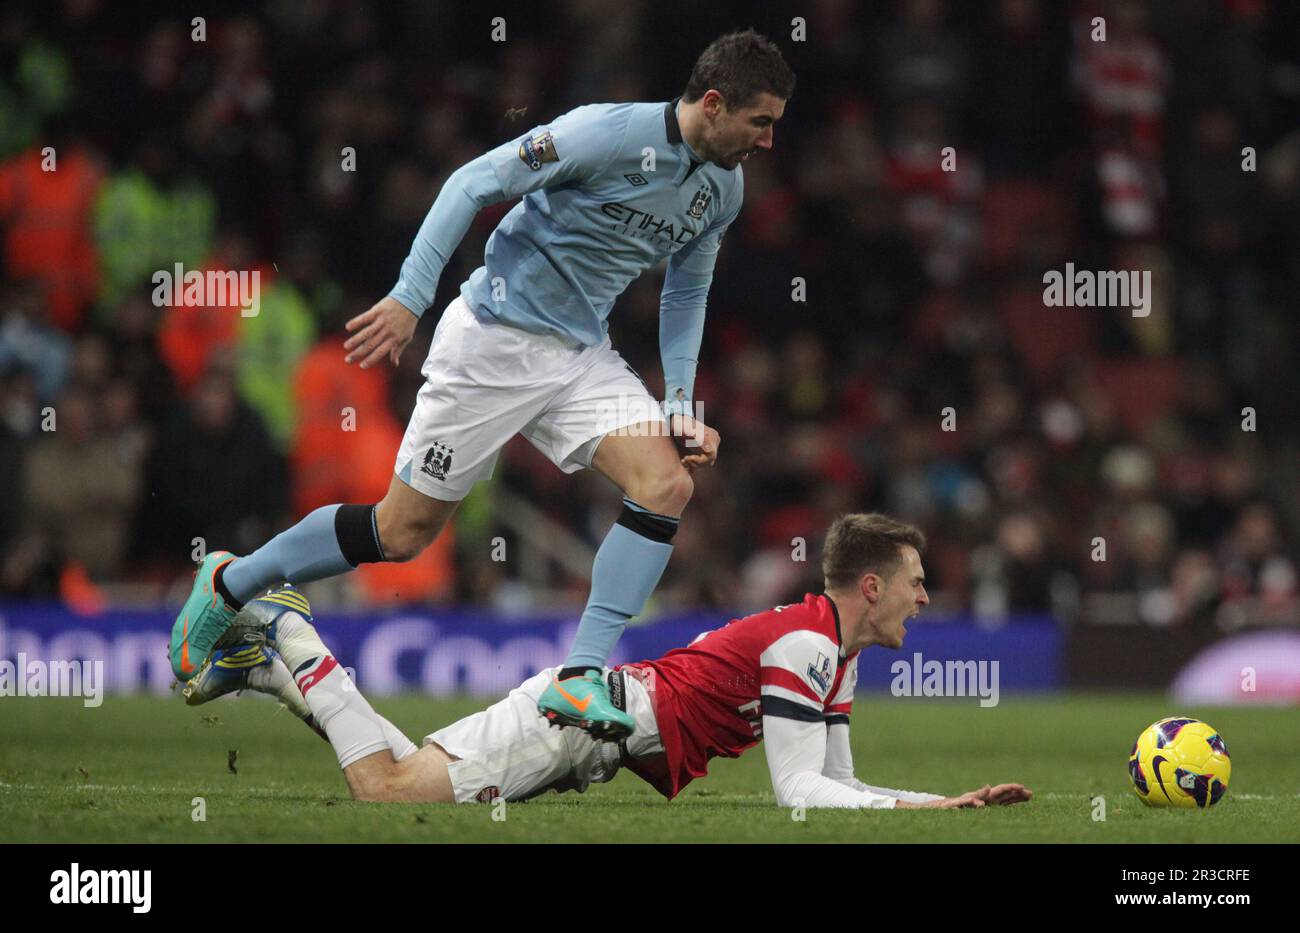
top-left (222, 505), bottom-right (357, 604)
top-left (563, 500), bottom-right (679, 671)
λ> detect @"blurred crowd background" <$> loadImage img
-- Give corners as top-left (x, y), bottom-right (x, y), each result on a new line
top-left (1, 0), bottom-right (1297, 632)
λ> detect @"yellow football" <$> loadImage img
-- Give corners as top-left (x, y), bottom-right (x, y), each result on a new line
top-left (1128, 717), bottom-right (1231, 808)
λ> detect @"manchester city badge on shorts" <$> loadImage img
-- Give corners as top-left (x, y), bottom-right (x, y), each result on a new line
top-left (518, 130), bottom-right (558, 170)
top-left (420, 442), bottom-right (454, 480)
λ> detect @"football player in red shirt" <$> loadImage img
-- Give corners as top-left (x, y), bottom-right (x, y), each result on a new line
top-left (187, 513), bottom-right (1031, 810)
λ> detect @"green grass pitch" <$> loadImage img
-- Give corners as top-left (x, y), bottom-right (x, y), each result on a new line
top-left (1, 693), bottom-right (1296, 843)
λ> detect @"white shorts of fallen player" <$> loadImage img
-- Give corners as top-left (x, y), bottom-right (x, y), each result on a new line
top-left (395, 296), bottom-right (667, 501)
top-left (425, 666), bottom-right (663, 804)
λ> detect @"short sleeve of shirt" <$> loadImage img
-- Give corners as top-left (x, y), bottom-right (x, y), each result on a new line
top-left (759, 629), bottom-right (841, 723)
top-left (484, 103), bottom-right (634, 201)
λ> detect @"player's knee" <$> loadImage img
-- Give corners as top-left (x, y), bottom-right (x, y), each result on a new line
top-left (634, 467), bottom-right (693, 515)
top-left (349, 764), bottom-right (400, 802)
top-left (378, 526), bottom-right (427, 562)
top-left (376, 514), bottom-right (442, 562)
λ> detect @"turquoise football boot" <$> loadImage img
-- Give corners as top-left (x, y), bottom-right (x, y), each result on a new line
top-left (537, 670), bottom-right (635, 741)
top-left (169, 550), bottom-right (239, 682)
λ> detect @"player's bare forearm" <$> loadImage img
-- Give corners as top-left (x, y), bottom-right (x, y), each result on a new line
top-left (895, 784), bottom-right (1033, 809)
top-left (895, 794), bottom-right (983, 809)
top-left (344, 296), bottom-right (418, 369)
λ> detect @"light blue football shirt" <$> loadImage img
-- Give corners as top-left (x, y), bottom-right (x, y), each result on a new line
top-left (388, 98), bottom-right (744, 406)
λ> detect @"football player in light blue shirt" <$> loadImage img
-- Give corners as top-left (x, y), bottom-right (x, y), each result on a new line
top-left (385, 96), bottom-right (743, 412)
top-left (169, 30), bottom-right (794, 740)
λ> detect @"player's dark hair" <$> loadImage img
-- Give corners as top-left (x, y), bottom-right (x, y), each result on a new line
top-left (682, 29), bottom-right (795, 109)
top-left (822, 513), bottom-right (926, 590)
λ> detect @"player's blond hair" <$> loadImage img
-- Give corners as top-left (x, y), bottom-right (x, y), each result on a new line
top-left (821, 513), bottom-right (926, 591)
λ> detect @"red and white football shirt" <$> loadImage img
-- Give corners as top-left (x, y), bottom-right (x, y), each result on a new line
top-left (618, 592), bottom-right (858, 799)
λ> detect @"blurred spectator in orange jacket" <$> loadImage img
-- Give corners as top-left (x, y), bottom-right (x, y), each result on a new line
top-left (0, 143), bottom-right (103, 332)
top-left (290, 335), bottom-right (452, 603)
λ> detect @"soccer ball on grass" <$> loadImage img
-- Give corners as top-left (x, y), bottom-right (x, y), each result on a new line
top-left (1128, 717), bottom-right (1230, 809)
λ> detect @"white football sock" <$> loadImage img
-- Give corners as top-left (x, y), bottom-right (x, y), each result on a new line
top-left (249, 654), bottom-right (415, 758)
top-left (379, 717), bottom-right (419, 762)
top-left (274, 612), bottom-right (415, 768)
top-left (248, 656), bottom-right (328, 741)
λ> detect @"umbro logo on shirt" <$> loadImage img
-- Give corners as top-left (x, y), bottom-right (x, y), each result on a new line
top-left (624, 173), bottom-right (648, 186)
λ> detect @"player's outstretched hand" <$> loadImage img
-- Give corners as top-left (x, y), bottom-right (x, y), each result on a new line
top-left (931, 783), bottom-right (1032, 808)
top-left (896, 783), bottom-right (1030, 809)
top-left (670, 414), bottom-right (721, 473)
top-left (344, 296), bottom-right (418, 369)
top-left (983, 783), bottom-right (1033, 805)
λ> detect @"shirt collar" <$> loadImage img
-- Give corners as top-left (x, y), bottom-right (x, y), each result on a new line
top-left (664, 97), bottom-right (684, 144)
top-left (665, 97), bottom-right (706, 176)
top-left (822, 592), bottom-right (847, 658)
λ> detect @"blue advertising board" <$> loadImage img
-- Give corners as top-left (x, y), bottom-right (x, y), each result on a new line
top-left (0, 603), bottom-right (1061, 697)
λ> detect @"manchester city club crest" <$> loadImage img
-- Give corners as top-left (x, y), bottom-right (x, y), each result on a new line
top-left (688, 184), bottom-right (711, 219)
top-left (420, 442), bottom-right (454, 481)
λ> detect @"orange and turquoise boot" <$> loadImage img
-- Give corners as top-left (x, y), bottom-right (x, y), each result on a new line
top-left (168, 550), bottom-right (239, 682)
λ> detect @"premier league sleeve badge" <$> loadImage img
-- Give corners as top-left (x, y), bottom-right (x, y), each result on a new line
top-left (518, 130), bottom-right (559, 170)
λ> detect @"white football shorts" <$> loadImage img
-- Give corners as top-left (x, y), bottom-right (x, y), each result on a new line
top-left (425, 666), bottom-right (663, 803)
top-left (395, 296), bottom-right (666, 501)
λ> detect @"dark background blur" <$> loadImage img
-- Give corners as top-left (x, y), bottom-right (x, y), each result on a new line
top-left (1, 0), bottom-right (1297, 651)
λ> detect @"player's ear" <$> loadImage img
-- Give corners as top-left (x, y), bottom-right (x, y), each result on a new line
top-left (861, 573), bottom-right (880, 602)
top-left (703, 89), bottom-right (725, 119)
